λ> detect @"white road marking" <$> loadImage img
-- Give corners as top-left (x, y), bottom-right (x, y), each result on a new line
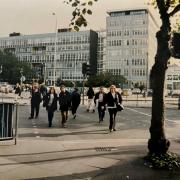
top-left (126, 107), bottom-right (180, 124)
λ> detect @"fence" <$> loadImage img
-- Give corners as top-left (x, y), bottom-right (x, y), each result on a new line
top-left (0, 102), bottom-right (18, 145)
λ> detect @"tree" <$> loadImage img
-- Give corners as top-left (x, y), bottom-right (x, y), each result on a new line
top-left (65, 0), bottom-right (180, 157)
top-left (0, 51), bottom-right (34, 84)
top-left (86, 73), bottom-right (127, 87)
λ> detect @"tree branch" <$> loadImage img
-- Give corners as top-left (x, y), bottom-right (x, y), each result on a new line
top-left (156, 0), bottom-right (166, 17)
top-left (169, 4), bottom-right (180, 17)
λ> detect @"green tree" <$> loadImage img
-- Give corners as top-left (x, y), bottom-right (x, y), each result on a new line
top-left (65, 0), bottom-right (180, 156)
top-left (0, 51), bottom-right (34, 84)
top-left (86, 72), bottom-right (127, 87)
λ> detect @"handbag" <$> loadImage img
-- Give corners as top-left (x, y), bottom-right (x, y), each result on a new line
top-left (116, 103), bottom-right (124, 111)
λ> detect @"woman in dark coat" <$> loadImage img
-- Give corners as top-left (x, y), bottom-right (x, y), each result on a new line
top-left (71, 87), bottom-right (81, 119)
top-left (106, 85), bottom-right (122, 132)
top-left (29, 84), bottom-right (42, 119)
top-left (59, 85), bottom-right (71, 128)
top-left (44, 87), bottom-right (58, 127)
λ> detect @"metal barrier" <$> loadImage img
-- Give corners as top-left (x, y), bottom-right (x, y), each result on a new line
top-left (0, 102), bottom-right (18, 145)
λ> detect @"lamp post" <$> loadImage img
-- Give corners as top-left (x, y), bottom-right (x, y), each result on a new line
top-left (52, 12), bottom-right (58, 87)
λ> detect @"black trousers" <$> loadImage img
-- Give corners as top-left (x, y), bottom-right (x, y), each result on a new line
top-left (98, 106), bottom-right (105, 122)
top-left (61, 111), bottom-right (68, 125)
top-left (108, 108), bottom-right (117, 130)
top-left (71, 104), bottom-right (79, 115)
top-left (30, 104), bottom-right (40, 118)
top-left (48, 110), bottom-right (54, 126)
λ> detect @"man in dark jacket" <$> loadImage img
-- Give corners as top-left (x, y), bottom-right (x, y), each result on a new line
top-left (29, 83), bottom-right (42, 119)
top-left (86, 87), bottom-right (95, 112)
top-left (94, 86), bottom-right (106, 123)
top-left (59, 85), bottom-right (71, 128)
top-left (71, 87), bottom-right (81, 119)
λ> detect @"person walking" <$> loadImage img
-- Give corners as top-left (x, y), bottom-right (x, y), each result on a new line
top-left (86, 87), bottom-right (95, 112)
top-left (94, 86), bottom-right (106, 123)
top-left (59, 85), bottom-right (71, 128)
top-left (106, 85), bottom-right (122, 132)
top-left (29, 83), bottom-right (42, 119)
top-left (71, 87), bottom-right (81, 119)
top-left (15, 83), bottom-right (21, 100)
top-left (43, 87), bottom-right (58, 127)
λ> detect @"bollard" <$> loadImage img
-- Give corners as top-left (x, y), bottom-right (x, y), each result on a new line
top-left (178, 95), bottom-right (180, 110)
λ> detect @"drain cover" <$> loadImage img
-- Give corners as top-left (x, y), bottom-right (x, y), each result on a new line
top-left (95, 147), bottom-right (116, 152)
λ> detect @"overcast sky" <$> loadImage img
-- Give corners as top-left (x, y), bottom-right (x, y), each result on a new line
top-left (0, 0), bottom-right (154, 37)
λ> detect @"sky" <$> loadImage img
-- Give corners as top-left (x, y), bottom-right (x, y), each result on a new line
top-left (0, 0), bottom-right (154, 37)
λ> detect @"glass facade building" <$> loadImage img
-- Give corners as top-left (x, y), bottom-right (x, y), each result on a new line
top-left (0, 30), bottom-right (98, 84)
top-left (106, 8), bottom-right (159, 88)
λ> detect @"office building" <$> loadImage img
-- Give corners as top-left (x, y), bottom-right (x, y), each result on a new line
top-left (0, 29), bottom-right (98, 84)
top-left (106, 8), bottom-right (159, 88)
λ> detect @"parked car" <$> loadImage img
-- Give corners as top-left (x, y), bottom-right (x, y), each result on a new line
top-left (171, 90), bottom-right (180, 98)
top-left (131, 88), bottom-right (141, 94)
top-left (121, 89), bottom-right (132, 96)
top-left (0, 84), bottom-right (13, 93)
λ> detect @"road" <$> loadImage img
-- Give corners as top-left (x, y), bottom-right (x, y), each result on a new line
top-left (17, 104), bottom-right (180, 141)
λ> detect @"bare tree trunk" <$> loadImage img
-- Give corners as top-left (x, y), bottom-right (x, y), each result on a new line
top-left (148, 23), bottom-right (171, 154)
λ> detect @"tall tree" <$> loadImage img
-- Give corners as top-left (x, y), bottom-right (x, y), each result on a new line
top-left (65, 0), bottom-right (180, 155)
top-left (0, 51), bottom-right (34, 84)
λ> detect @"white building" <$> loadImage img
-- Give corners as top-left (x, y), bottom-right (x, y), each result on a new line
top-left (166, 64), bottom-right (180, 90)
top-left (0, 29), bottom-right (98, 84)
top-left (106, 7), bottom-right (159, 88)
top-left (97, 30), bottom-right (106, 74)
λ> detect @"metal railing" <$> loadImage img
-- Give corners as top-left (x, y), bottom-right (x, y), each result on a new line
top-left (0, 102), bottom-right (18, 145)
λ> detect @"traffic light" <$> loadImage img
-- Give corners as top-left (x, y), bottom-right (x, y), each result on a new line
top-left (82, 63), bottom-right (91, 75)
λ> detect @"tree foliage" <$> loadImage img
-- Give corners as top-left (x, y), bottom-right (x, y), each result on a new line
top-left (0, 51), bottom-right (35, 84)
top-left (86, 72), bottom-right (127, 87)
top-left (64, 0), bottom-right (98, 31)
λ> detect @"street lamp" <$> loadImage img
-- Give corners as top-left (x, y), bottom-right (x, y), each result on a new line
top-left (52, 12), bottom-right (58, 86)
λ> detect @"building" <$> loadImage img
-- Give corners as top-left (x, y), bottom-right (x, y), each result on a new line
top-left (166, 64), bottom-right (180, 90)
top-left (106, 7), bottom-right (159, 88)
top-left (0, 29), bottom-right (98, 84)
top-left (97, 30), bottom-right (106, 74)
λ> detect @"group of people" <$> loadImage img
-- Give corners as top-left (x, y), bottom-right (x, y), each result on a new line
top-left (28, 83), bottom-right (123, 132)
top-left (88, 85), bottom-right (123, 132)
top-left (28, 84), bottom-right (81, 128)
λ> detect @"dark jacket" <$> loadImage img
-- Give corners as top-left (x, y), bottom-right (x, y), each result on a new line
top-left (71, 91), bottom-right (81, 106)
top-left (44, 93), bottom-right (58, 112)
top-left (94, 92), bottom-right (106, 107)
top-left (15, 86), bottom-right (21, 95)
top-left (87, 88), bottom-right (94, 99)
top-left (31, 89), bottom-right (42, 106)
top-left (106, 92), bottom-right (122, 108)
top-left (59, 91), bottom-right (71, 111)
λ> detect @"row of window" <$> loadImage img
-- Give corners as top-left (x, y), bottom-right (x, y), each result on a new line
top-left (18, 52), bottom-right (89, 62)
top-left (167, 75), bottom-right (180, 81)
top-left (110, 10), bottom-right (147, 17)
top-left (107, 38), bottom-right (148, 46)
top-left (0, 35), bottom-right (90, 47)
top-left (107, 69), bottom-right (147, 77)
top-left (107, 19), bottom-right (147, 27)
top-left (107, 29), bottom-right (148, 37)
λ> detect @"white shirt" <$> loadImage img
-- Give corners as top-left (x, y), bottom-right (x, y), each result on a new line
top-left (48, 94), bottom-right (54, 106)
top-left (98, 93), bottom-right (103, 102)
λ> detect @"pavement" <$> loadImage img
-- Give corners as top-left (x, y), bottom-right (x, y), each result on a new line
top-left (0, 94), bottom-right (180, 180)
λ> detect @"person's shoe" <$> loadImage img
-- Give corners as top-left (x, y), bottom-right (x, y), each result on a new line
top-left (113, 129), bottom-right (116, 131)
top-left (92, 109), bottom-right (95, 113)
top-left (73, 114), bottom-right (76, 119)
top-left (110, 129), bottom-right (113, 132)
top-left (87, 109), bottom-right (89, 112)
top-left (28, 117), bottom-right (33, 119)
